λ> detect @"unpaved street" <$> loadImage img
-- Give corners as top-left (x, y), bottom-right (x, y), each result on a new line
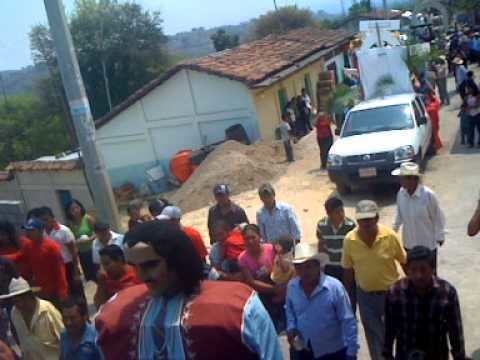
top-left (181, 77), bottom-right (480, 359)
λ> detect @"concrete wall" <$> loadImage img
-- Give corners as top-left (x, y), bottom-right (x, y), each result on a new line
top-left (325, 53), bottom-right (346, 84)
top-left (96, 69), bottom-right (259, 191)
top-left (252, 58), bottom-right (326, 141)
top-left (0, 170), bottom-right (94, 224)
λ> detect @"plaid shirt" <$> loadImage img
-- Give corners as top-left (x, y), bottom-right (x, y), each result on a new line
top-left (384, 277), bottom-right (466, 360)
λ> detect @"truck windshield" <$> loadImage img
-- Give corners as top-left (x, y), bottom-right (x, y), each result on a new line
top-left (342, 104), bottom-right (414, 137)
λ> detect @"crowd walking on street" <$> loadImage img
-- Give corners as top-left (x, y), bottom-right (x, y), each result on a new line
top-left (3, 24), bottom-right (480, 360)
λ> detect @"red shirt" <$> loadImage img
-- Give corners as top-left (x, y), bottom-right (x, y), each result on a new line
top-left (0, 237), bottom-right (32, 279)
top-left (102, 266), bottom-right (141, 299)
top-left (19, 237), bottom-right (68, 301)
top-left (182, 226), bottom-right (208, 260)
top-left (316, 115), bottom-right (333, 139)
top-left (223, 230), bottom-right (246, 261)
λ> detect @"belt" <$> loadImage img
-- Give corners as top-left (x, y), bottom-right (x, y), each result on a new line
top-left (358, 288), bottom-right (387, 295)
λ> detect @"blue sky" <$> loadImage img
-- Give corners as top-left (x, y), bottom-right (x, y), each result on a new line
top-left (0, 0), bottom-right (345, 71)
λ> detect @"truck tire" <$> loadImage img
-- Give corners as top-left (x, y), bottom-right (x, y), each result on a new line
top-left (336, 182), bottom-right (351, 195)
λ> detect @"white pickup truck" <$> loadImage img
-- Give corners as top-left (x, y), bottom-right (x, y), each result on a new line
top-left (327, 93), bottom-right (433, 194)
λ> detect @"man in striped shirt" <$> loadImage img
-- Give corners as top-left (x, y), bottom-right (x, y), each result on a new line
top-left (317, 197), bottom-right (356, 309)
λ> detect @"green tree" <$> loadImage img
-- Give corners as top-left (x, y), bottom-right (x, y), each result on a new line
top-left (453, 0), bottom-right (480, 12)
top-left (30, 0), bottom-right (170, 119)
top-left (348, 0), bottom-right (371, 17)
top-left (253, 6), bottom-right (318, 39)
top-left (0, 96), bottom-right (71, 168)
top-left (210, 29), bottom-right (239, 52)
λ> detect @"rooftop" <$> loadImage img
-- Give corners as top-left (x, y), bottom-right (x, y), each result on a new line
top-left (96, 27), bottom-right (355, 128)
top-left (6, 151), bottom-right (82, 173)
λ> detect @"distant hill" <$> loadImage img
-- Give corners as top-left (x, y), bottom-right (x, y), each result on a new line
top-left (166, 9), bottom-right (336, 59)
top-left (0, 64), bottom-right (49, 96)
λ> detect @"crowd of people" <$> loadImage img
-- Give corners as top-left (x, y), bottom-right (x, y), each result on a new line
top-left (0, 155), bottom-right (475, 360)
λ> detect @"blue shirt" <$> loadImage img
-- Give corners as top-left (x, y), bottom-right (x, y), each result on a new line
top-left (242, 292), bottom-right (284, 359)
top-left (256, 202), bottom-right (302, 243)
top-left (285, 275), bottom-right (358, 357)
top-left (61, 324), bottom-right (100, 360)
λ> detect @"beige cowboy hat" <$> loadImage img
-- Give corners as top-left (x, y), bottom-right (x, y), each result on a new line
top-left (452, 57), bottom-right (464, 65)
top-left (292, 243), bottom-right (329, 267)
top-left (391, 162), bottom-right (421, 177)
top-left (0, 277), bottom-right (40, 300)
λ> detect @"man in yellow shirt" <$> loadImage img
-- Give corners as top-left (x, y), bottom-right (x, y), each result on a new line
top-left (342, 200), bottom-right (406, 360)
top-left (0, 277), bottom-right (64, 360)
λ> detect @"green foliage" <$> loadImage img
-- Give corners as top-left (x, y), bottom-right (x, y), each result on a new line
top-left (210, 29), bottom-right (239, 52)
top-left (348, 0), bottom-right (371, 17)
top-left (30, 0), bottom-right (170, 119)
top-left (0, 96), bottom-right (71, 168)
top-left (453, 0), bottom-right (480, 12)
top-left (252, 6), bottom-right (318, 39)
top-left (325, 84), bottom-right (356, 115)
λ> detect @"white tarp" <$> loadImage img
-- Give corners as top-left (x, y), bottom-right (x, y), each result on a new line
top-left (359, 20), bottom-right (401, 32)
top-left (357, 47), bottom-right (413, 100)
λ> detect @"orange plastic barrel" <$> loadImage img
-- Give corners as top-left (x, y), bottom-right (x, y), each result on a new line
top-left (170, 150), bottom-right (195, 184)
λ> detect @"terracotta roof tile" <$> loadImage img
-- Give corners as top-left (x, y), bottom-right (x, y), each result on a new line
top-left (96, 27), bottom-right (355, 129)
top-left (7, 160), bottom-right (82, 172)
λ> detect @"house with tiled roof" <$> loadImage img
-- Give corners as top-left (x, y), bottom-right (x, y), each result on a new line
top-left (0, 152), bottom-right (94, 224)
top-left (95, 27), bottom-right (356, 191)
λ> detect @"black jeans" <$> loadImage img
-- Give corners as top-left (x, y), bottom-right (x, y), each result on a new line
top-left (294, 347), bottom-right (347, 360)
top-left (466, 114), bottom-right (480, 146)
top-left (317, 137), bottom-right (333, 169)
top-left (284, 140), bottom-right (294, 162)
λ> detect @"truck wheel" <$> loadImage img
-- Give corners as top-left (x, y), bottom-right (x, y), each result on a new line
top-left (336, 182), bottom-right (351, 195)
top-left (415, 149), bottom-right (426, 173)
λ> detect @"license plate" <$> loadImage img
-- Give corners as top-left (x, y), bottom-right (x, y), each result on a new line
top-left (359, 167), bottom-right (377, 178)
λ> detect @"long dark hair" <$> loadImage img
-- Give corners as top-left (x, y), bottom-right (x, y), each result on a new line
top-left (65, 199), bottom-right (86, 222)
top-left (0, 220), bottom-right (20, 250)
top-left (124, 221), bottom-right (203, 296)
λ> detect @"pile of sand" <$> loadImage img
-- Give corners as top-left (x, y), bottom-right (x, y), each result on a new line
top-left (170, 140), bottom-right (286, 212)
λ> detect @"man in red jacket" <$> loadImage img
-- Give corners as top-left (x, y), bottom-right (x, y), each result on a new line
top-left (20, 218), bottom-right (69, 305)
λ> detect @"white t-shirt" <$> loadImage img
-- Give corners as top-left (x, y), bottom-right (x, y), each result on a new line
top-left (92, 231), bottom-right (124, 265)
top-left (48, 224), bottom-right (75, 263)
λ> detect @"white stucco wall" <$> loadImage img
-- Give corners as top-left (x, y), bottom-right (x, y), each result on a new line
top-left (325, 53), bottom-right (346, 84)
top-left (0, 170), bottom-right (94, 223)
top-left (96, 69), bottom-right (259, 191)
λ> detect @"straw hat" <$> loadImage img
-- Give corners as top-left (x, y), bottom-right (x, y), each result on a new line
top-left (0, 277), bottom-right (40, 300)
top-left (292, 243), bottom-right (329, 267)
top-left (391, 162), bottom-right (421, 177)
top-left (452, 57), bottom-right (464, 65)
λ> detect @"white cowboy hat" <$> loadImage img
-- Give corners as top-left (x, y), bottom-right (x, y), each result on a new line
top-left (0, 277), bottom-right (40, 300)
top-left (452, 57), bottom-right (464, 65)
top-left (391, 162), bottom-right (421, 177)
top-left (292, 243), bottom-right (329, 267)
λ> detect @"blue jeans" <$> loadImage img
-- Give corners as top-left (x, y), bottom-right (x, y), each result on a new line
top-left (357, 287), bottom-right (386, 360)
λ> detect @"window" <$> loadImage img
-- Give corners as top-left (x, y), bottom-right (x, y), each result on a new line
top-left (56, 190), bottom-right (72, 218)
top-left (342, 105), bottom-right (414, 137)
top-left (277, 88), bottom-right (288, 114)
top-left (412, 101), bottom-right (422, 126)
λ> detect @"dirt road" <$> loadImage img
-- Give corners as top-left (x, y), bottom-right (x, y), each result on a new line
top-left (180, 77), bottom-right (480, 358)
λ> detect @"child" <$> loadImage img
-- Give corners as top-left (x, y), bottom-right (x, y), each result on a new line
top-left (271, 236), bottom-right (295, 286)
top-left (127, 200), bottom-right (152, 231)
top-left (279, 113), bottom-right (294, 162)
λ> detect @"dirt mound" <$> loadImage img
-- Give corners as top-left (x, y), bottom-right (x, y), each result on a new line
top-left (170, 140), bottom-right (286, 212)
